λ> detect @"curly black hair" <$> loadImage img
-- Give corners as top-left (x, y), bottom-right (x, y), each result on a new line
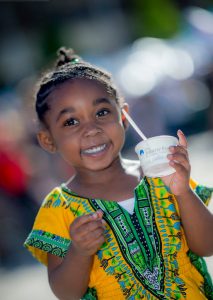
top-left (35, 47), bottom-right (123, 124)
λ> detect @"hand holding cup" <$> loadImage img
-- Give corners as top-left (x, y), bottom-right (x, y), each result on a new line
top-left (162, 130), bottom-right (191, 196)
top-left (135, 135), bottom-right (178, 177)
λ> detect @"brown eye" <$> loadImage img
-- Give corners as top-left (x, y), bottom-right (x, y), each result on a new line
top-left (64, 118), bottom-right (79, 127)
top-left (96, 109), bottom-right (110, 118)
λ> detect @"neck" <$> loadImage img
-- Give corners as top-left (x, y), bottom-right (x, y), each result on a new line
top-left (72, 155), bottom-right (126, 187)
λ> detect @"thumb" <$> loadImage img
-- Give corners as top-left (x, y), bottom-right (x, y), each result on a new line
top-left (177, 129), bottom-right (187, 148)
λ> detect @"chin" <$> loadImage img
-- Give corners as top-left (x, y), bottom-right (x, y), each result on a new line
top-left (87, 164), bottom-right (111, 172)
top-left (85, 158), bottom-right (114, 172)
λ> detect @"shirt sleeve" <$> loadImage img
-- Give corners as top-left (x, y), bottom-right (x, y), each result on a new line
top-left (190, 178), bottom-right (213, 206)
top-left (24, 187), bottom-right (72, 265)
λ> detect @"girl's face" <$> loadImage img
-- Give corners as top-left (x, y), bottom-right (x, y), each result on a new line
top-left (38, 78), bottom-right (127, 172)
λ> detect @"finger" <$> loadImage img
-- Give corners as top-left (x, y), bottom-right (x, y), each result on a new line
top-left (169, 160), bottom-right (190, 175)
top-left (177, 129), bottom-right (187, 148)
top-left (85, 227), bottom-right (105, 241)
top-left (81, 219), bottom-right (106, 234)
top-left (169, 158), bottom-right (191, 173)
top-left (72, 210), bottom-right (103, 229)
top-left (85, 235), bottom-right (105, 253)
top-left (88, 234), bottom-right (105, 247)
top-left (169, 145), bottom-right (188, 157)
top-left (91, 235), bottom-right (105, 248)
top-left (71, 235), bottom-right (105, 256)
top-left (72, 219), bottom-right (105, 241)
top-left (167, 153), bottom-right (190, 169)
top-left (76, 227), bottom-right (105, 250)
top-left (71, 214), bottom-right (94, 230)
top-left (95, 209), bottom-right (104, 219)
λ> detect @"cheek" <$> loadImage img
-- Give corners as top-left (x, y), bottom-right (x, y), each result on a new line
top-left (107, 122), bottom-right (125, 146)
top-left (54, 133), bottom-right (78, 153)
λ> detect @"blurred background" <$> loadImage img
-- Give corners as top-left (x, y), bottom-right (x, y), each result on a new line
top-left (0, 0), bottom-right (213, 299)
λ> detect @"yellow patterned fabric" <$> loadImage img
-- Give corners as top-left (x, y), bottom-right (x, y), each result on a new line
top-left (24, 178), bottom-right (213, 299)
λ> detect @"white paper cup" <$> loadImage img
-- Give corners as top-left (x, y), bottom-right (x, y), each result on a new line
top-left (135, 135), bottom-right (178, 177)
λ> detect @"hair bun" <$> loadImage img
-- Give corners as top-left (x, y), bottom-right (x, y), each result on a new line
top-left (56, 47), bottom-right (81, 67)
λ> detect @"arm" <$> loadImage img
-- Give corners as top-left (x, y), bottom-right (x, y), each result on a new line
top-left (162, 130), bottom-right (213, 257)
top-left (48, 249), bottom-right (93, 300)
top-left (176, 188), bottom-right (213, 257)
top-left (48, 210), bottom-right (105, 300)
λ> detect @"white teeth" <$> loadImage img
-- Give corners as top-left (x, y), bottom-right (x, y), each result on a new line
top-left (83, 144), bottom-right (107, 154)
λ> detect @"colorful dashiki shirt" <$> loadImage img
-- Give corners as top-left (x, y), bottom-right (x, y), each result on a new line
top-left (24, 177), bottom-right (213, 299)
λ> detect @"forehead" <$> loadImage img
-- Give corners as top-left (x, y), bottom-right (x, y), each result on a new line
top-left (48, 78), bottom-right (111, 102)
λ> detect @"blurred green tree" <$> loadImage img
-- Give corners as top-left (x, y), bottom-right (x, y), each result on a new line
top-left (131, 0), bottom-right (181, 38)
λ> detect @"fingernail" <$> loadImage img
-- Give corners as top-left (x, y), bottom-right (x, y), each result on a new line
top-left (178, 129), bottom-right (184, 134)
top-left (92, 213), bottom-right (98, 219)
top-left (96, 210), bottom-right (103, 218)
top-left (102, 219), bottom-right (107, 225)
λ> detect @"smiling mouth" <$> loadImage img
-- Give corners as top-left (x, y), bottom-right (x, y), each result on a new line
top-left (81, 143), bottom-right (107, 155)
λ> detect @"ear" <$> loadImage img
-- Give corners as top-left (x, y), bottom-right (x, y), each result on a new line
top-left (37, 130), bottom-right (57, 153)
top-left (121, 103), bottom-right (129, 130)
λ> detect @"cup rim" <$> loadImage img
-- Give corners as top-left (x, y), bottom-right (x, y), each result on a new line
top-left (140, 135), bottom-right (177, 141)
top-left (135, 135), bottom-right (178, 151)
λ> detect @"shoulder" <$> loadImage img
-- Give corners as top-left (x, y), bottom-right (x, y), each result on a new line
top-left (41, 186), bottom-right (65, 208)
top-left (24, 186), bottom-right (72, 265)
top-left (190, 178), bottom-right (213, 206)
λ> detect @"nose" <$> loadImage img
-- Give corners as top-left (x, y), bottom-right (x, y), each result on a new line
top-left (83, 121), bottom-right (103, 137)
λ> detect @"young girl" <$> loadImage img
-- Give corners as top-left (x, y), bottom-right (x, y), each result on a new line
top-left (24, 47), bottom-right (213, 300)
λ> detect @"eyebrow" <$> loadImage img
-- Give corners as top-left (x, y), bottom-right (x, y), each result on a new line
top-left (93, 97), bottom-right (112, 106)
top-left (56, 107), bottom-right (75, 122)
top-left (56, 97), bottom-right (112, 122)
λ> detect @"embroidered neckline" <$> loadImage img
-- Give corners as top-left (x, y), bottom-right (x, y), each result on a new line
top-left (61, 177), bottom-right (147, 202)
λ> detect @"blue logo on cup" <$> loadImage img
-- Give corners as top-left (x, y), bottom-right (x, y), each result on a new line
top-left (140, 149), bottom-right (145, 155)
